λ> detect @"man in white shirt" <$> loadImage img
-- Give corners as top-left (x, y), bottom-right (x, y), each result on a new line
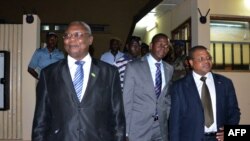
top-left (169, 45), bottom-right (240, 141)
top-left (100, 38), bottom-right (124, 65)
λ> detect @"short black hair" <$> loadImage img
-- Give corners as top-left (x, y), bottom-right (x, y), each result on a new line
top-left (141, 42), bottom-right (149, 49)
top-left (188, 45), bottom-right (208, 59)
top-left (151, 33), bottom-right (169, 43)
top-left (128, 36), bottom-right (141, 45)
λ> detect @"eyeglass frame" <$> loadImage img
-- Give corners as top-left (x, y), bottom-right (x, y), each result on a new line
top-left (62, 32), bottom-right (91, 40)
top-left (191, 56), bottom-right (213, 62)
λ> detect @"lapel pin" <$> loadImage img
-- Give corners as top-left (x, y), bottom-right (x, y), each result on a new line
top-left (91, 73), bottom-right (96, 77)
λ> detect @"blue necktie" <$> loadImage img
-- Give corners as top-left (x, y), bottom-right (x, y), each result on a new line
top-left (73, 61), bottom-right (84, 101)
top-left (155, 63), bottom-right (162, 99)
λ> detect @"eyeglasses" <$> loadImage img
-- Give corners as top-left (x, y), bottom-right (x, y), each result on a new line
top-left (192, 56), bottom-right (212, 62)
top-left (63, 32), bottom-right (90, 39)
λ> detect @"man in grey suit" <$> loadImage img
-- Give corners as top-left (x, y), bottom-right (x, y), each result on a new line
top-left (32, 21), bottom-right (126, 141)
top-left (123, 33), bottom-right (174, 141)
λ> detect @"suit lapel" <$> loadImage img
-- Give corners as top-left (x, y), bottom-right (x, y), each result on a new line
top-left (185, 73), bottom-right (203, 108)
top-left (60, 59), bottom-right (79, 104)
top-left (140, 56), bottom-right (155, 92)
top-left (161, 62), bottom-right (171, 96)
top-left (213, 74), bottom-right (223, 124)
top-left (81, 59), bottom-right (100, 104)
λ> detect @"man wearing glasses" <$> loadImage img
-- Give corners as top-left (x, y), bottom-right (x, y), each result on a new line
top-left (169, 45), bottom-right (240, 141)
top-left (32, 21), bottom-right (126, 141)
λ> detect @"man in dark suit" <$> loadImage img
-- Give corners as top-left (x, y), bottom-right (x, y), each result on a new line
top-left (169, 45), bottom-right (240, 141)
top-left (32, 21), bottom-right (126, 141)
top-left (123, 33), bottom-right (173, 141)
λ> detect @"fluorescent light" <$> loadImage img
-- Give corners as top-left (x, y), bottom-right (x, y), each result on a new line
top-left (146, 22), bottom-right (157, 31)
top-left (245, 0), bottom-right (250, 9)
top-left (136, 12), bottom-right (156, 28)
top-left (210, 23), bottom-right (243, 27)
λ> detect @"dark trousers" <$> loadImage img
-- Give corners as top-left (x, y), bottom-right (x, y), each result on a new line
top-left (204, 135), bottom-right (217, 141)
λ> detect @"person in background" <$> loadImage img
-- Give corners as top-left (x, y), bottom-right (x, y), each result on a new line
top-left (32, 21), bottom-right (126, 141)
top-left (162, 42), bottom-right (174, 64)
top-left (123, 33), bottom-right (173, 141)
top-left (171, 41), bottom-right (188, 81)
top-left (114, 36), bottom-right (141, 90)
top-left (28, 32), bottom-right (64, 79)
top-left (141, 42), bottom-right (149, 57)
top-left (169, 45), bottom-right (240, 141)
top-left (100, 38), bottom-right (124, 65)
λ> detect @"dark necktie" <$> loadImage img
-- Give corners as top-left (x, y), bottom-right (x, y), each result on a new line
top-left (200, 76), bottom-right (214, 127)
top-left (155, 63), bottom-right (162, 99)
top-left (73, 61), bottom-right (84, 101)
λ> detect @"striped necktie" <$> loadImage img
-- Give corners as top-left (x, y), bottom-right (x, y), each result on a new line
top-left (155, 63), bottom-right (162, 99)
top-left (73, 61), bottom-right (84, 101)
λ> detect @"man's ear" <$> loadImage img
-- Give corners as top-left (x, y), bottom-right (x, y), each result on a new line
top-left (188, 59), bottom-right (193, 67)
top-left (88, 35), bottom-right (94, 45)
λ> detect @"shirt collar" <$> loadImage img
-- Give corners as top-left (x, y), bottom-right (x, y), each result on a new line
top-left (68, 53), bottom-right (91, 67)
top-left (192, 71), bottom-right (212, 82)
top-left (148, 53), bottom-right (162, 64)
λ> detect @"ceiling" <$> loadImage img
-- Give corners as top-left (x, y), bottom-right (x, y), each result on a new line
top-left (154, 0), bottom-right (184, 17)
top-left (0, 0), bottom-right (184, 47)
top-left (133, 0), bottom-right (184, 37)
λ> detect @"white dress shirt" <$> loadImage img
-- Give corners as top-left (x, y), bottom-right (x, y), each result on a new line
top-left (147, 54), bottom-right (166, 91)
top-left (68, 53), bottom-right (92, 101)
top-left (100, 50), bottom-right (124, 65)
top-left (193, 71), bottom-right (218, 133)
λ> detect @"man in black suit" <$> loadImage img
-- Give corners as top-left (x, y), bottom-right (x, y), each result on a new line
top-left (169, 45), bottom-right (240, 141)
top-left (32, 21), bottom-right (126, 141)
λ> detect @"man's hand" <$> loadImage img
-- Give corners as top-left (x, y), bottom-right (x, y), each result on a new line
top-left (216, 127), bottom-right (224, 141)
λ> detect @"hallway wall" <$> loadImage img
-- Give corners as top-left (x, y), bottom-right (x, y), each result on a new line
top-left (0, 24), bottom-right (22, 139)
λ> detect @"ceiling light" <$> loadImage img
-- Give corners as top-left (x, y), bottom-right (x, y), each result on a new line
top-left (146, 22), bottom-right (157, 31)
top-left (210, 23), bottom-right (243, 27)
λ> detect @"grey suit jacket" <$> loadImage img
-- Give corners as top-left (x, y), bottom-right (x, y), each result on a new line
top-left (123, 55), bottom-right (173, 141)
top-left (32, 58), bottom-right (126, 141)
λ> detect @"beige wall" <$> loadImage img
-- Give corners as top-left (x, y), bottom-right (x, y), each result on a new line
top-left (0, 24), bottom-right (22, 139)
top-left (210, 0), bottom-right (250, 16)
top-left (22, 15), bottom-right (40, 140)
top-left (171, 0), bottom-right (192, 31)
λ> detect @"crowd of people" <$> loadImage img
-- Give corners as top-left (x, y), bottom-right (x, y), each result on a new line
top-left (29, 21), bottom-right (241, 141)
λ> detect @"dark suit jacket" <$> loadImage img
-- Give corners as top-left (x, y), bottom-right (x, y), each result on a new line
top-left (32, 58), bottom-right (126, 141)
top-left (169, 72), bottom-right (240, 141)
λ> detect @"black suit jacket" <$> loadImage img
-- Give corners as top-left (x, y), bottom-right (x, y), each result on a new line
top-left (32, 58), bottom-right (126, 141)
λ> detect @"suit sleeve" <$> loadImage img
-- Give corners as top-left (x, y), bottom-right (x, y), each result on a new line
top-left (122, 63), bottom-right (135, 135)
top-left (32, 70), bottom-right (51, 141)
top-left (169, 83), bottom-right (181, 141)
top-left (225, 79), bottom-right (241, 125)
top-left (111, 68), bottom-right (126, 141)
